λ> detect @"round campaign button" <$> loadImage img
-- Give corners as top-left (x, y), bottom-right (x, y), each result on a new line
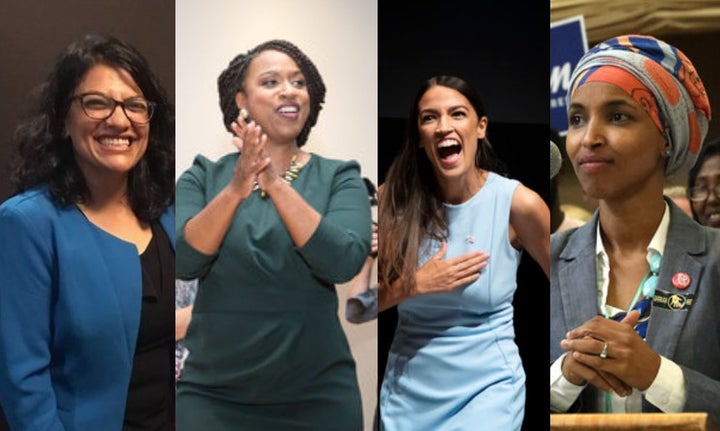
top-left (672, 272), bottom-right (691, 290)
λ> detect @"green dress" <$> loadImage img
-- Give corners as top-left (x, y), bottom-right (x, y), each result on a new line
top-left (175, 153), bottom-right (371, 430)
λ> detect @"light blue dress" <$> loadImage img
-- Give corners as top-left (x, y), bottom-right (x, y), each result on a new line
top-left (380, 172), bottom-right (525, 431)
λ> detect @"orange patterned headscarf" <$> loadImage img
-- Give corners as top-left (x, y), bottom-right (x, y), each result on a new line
top-left (569, 35), bottom-right (711, 176)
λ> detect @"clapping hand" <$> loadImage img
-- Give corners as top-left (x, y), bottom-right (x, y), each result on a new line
top-left (228, 114), bottom-right (270, 197)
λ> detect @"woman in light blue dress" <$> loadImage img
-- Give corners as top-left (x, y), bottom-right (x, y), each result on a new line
top-left (378, 76), bottom-right (550, 430)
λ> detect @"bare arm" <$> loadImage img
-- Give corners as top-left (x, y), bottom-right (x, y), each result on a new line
top-left (510, 184), bottom-right (550, 278)
top-left (378, 278), bottom-right (409, 312)
top-left (175, 305), bottom-right (193, 342)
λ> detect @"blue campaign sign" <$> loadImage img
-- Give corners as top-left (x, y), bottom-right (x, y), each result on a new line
top-left (550, 15), bottom-right (588, 135)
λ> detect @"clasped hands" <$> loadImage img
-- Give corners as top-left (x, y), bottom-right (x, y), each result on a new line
top-left (560, 311), bottom-right (662, 397)
top-left (229, 114), bottom-right (281, 197)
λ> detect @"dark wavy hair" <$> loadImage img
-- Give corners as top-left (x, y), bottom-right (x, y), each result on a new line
top-left (378, 75), bottom-right (504, 290)
top-left (688, 136), bottom-right (720, 222)
top-left (217, 39), bottom-right (326, 148)
top-left (9, 33), bottom-right (174, 222)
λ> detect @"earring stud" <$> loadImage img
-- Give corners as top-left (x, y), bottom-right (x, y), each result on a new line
top-left (239, 108), bottom-right (249, 120)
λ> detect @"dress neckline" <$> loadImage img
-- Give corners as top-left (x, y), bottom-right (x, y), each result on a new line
top-left (443, 171), bottom-right (497, 209)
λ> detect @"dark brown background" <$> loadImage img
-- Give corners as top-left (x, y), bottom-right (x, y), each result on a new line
top-left (0, 0), bottom-right (174, 203)
top-left (0, 1), bottom-right (173, 427)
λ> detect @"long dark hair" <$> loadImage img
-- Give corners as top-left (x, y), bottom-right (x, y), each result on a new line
top-left (378, 75), bottom-right (503, 289)
top-left (9, 33), bottom-right (174, 222)
top-left (217, 39), bottom-right (326, 148)
top-left (688, 137), bottom-right (720, 222)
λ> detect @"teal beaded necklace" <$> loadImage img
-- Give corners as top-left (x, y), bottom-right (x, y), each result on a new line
top-left (602, 252), bottom-right (661, 319)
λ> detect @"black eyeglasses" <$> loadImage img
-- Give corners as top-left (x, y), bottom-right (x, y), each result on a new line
top-left (72, 92), bottom-right (155, 124)
top-left (688, 184), bottom-right (720, 202)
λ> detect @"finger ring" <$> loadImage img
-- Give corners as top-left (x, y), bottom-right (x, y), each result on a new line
top-left (599, 342), bottom-right (608, 359)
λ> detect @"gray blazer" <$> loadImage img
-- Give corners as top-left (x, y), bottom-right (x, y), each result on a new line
top-left (550, 199), bottom-right (720, 424)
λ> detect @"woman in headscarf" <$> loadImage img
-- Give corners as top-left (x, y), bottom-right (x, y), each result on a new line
top-left (549, 35), bottom-right (720, 425)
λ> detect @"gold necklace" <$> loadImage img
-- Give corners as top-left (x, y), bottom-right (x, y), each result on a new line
top-left (253, 154), bottom-right (303, 198)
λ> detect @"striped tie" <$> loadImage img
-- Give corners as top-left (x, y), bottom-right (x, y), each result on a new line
top-left (608, 251), bottom-right (661, 339)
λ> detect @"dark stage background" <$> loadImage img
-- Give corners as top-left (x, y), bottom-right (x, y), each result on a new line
top-left (378, 2), bottom-right (550, 430)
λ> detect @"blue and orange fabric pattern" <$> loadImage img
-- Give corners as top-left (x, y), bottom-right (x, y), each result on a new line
top-left (568, 34), bottom-right (712, 176)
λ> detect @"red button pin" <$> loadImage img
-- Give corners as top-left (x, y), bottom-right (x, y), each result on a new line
top-left (672, 272), bottom-right (691, 290)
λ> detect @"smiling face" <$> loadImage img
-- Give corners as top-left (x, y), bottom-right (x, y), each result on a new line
top-left (235, 49), bottom-right (311, 146)
top-left (417, 85), bottom-right (487, 181)
top-left (65, 63), bottom-right (149, 180)
top-left (691, 154), bottom-right (720, 227)
top-left (565, 81), bottom-right (667, 202)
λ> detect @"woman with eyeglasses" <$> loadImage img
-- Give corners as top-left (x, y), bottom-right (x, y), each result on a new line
top-left (688, 137), bottom-right (720, 228)
top-left (550, 35), bottom-right (720, 425)
top-left (0, 33), bottom-right (175, 430)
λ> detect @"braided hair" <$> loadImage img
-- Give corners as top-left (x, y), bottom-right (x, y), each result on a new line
top-left (218, 40), bottom-right (326, 148)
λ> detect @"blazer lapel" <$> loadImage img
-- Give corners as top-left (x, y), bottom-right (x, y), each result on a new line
top-left (159, 205), bottom-right (175, 251)
top-left (645, 201), bottom-right (706, 359)
top-left (558, 213), bottom-right (601, 331)
top-left (63, 206), bottom-right (139, 361)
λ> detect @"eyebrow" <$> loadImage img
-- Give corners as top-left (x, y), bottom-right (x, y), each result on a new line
top-left (419, 105), bottom-right (469, 115)
top-left (257, 69), bottom-right (304, 78)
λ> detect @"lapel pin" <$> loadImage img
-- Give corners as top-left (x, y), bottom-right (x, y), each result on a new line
top-left (672, 272), bottom-right (691, 290)
top-left (668, 294), bottom-right (687, 310)
top-left (466, 236), bottom-right (475, 244)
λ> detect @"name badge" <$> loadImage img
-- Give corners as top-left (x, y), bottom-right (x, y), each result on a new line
top-left (652, 289), bottom-right (694, 311)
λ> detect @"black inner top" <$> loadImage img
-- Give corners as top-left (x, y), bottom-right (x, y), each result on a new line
top-left (123, 221), bottom-right (174, 431)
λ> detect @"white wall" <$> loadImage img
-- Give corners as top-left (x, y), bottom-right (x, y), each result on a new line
top-left (176, 0), bottom-right (377, 184)
top-left (176, 1), bottom-right (378, 428)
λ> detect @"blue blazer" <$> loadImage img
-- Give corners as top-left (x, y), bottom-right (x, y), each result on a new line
top-left (550, 199), bottom-right (720, 425)
top-left (0, 186), bottom-right (175, 431)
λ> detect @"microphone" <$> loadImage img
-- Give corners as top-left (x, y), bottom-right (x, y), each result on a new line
top-left (550, 140), bottom-right (563, 179)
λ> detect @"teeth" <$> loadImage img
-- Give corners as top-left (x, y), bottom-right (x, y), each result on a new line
top-left (438, 139), bottom-right (460, 148)
top-left (99, 137), bottom-right (130, 147)
top-left (278, 106), bottom-right (298, 114)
